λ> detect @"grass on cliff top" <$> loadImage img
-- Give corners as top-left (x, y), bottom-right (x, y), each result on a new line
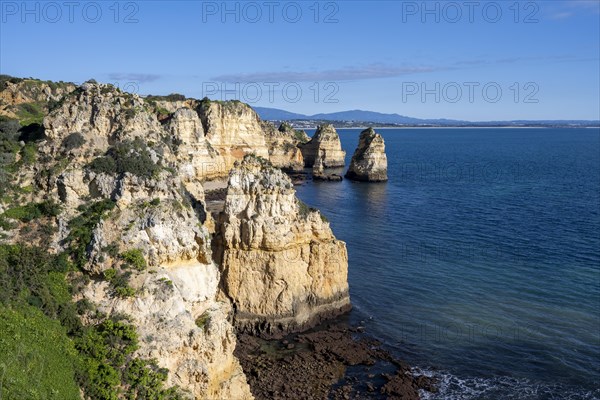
top-left (0, 74), bottom-right (73, 92)
top-left (145, 93), bottom-right (186, 102)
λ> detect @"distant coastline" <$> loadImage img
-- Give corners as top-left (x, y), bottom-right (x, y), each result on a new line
top-left (293, 124), bottom-right (600, 130)
top-left (255, 107), bottom-right (599, 130)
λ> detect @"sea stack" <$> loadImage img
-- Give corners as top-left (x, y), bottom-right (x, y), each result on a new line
top-left (345, 127), bottom-right (388, 182)
top-left (300, 124), bottom-right (346, 168)
top-left (215, 155), bottom-right (351, 337)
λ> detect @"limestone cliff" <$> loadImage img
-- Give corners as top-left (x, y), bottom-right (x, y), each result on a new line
top-left (2, 81), bottom-right (254, 399)
top-left (193, 100), bottom-right (306, 174)
top-left (214, 155), bottom-right (351, 337)
top-left (346, 127), bottom-right (388, 182)
top-left (300, 124), bottom-right (346, 168)
top-left (0, 78), bottom-right (353, 398)
top-left (196, 100), bottom-right (270, 175)
top-left (166, 107), bottom-right (222, 186)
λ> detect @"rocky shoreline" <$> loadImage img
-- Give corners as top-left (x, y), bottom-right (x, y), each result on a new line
top-left (235, 317), bottom-right (438, 399)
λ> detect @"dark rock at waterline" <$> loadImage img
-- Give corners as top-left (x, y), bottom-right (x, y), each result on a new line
top-left (313, 172), bottom-right (343, 182)
top-left (235, 321), bottom-right (437, 399)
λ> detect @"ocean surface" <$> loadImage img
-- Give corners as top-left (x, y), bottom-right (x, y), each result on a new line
top-left (295, 128), bottom-right (600, 400)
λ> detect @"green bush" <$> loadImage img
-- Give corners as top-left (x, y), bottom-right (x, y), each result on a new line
top-left (62, 132), bottom-right (86, 151)
top-left (3, 203), bottom-right (42, 222)
top-left (19, 142), bottom-right (37, 164)
top-left (89, 156), bottom-right (117, 174)
top-left (121, 249), bottom-right (147, 271)
top-left (17, 103), bottom-right (45, 126)
top-left (115, 286), bottom-right (136, 298)
top-left (2, 200), bottom-right (62, 222)
top-left (195, 311), bottom-right (211, 330)
top-left (147, 93), bottom-right (186, 102)
top-left (0, 74), bottom-right (24, 87)
top-left (89, 139), bottom-right (159, 178)
top-left (104, 268), bottom-right (117, 281)
top-left (0, 116), bottom-right (20, 140)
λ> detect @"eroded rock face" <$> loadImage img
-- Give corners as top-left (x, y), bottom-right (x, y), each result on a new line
top-left (300, 124), bottom-right (346, 168)
top-left (263, 122), bottom-right (304, 171)
top-left (345, 128), bottom-right (388, 182)
top-left (312, 152), bottom-right (343, 182)
top-left (167, 107), bottom-right (222, 183)
top-left (215, 156), bottom-right (351, 337)
top-left (197, 100), bottom-right (271, 175)
top-left (41, 84), bottom-right (305, 182)
top-left (5, 83), bottom-right (255, 399)
top-left (0, 79), bottom-right (353, 398)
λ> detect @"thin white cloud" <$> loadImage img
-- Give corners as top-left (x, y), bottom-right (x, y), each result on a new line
top-left (568, 0), bottom-right (600, 11)
top-left (546, 0), bottom-right (599, 19)
top-left (107, 73), bottom-right (162, 83)
top-left (210, 55), bottom-right (597, 84)
top-left (211, 64), bottom-right (439, 83)
top-left (548, 11), bottom-right (574, 20)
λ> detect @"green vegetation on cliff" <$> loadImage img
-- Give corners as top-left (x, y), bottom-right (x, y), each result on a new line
top-left (89, 138), bottom-right (160, 178)
top-left (0, 243), bottom-right (184, 400)
top-left (0, 305), bottom-right (81, 400)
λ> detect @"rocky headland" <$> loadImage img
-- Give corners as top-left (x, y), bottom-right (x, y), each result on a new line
top-left (0, 76), bottom-right (427, 399)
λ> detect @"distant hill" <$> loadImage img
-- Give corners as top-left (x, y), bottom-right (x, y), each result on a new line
top-left (309, 110), bottom-right (430, 125)
top-left (252, 107), bottom-right (307, 121)
top-left (254, 107), bottom-right (599, 128)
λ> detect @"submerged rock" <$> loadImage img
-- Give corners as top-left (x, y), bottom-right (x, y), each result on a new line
top-left (214, 155), bottom-right (351, 337)
top-left (300, 124), bottom-right (345, 168)
top-left (345, 127), bottom-right (388, 182)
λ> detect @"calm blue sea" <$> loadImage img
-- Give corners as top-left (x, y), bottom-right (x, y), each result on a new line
top-left (295, 128), bottom-right (600, 400)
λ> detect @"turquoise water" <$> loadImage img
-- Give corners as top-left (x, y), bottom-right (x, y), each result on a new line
top-left (295, 128), bottom-right (600, 399)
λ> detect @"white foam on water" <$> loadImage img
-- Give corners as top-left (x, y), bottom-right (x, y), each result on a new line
top-left (414, 367), bottom-right (600, 400)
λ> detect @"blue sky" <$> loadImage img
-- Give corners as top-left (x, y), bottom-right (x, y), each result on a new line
top-left (1, 0), bottom-right (599, 120)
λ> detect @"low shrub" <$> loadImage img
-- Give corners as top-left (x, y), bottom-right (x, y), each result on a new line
top-left (62, 132), bottom-right (86, 151)
top-left (89, 138), bottom-right (159, 178)
top-left (195, 311), bottom-right (211, 330)
top-left (121, 249), bottom-right (146, 271)
top-left (2, 200), bottom-right (61, 222)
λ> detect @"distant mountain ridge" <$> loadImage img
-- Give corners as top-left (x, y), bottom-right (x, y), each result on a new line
top-left (253, 107), bottom-right (599, 127)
